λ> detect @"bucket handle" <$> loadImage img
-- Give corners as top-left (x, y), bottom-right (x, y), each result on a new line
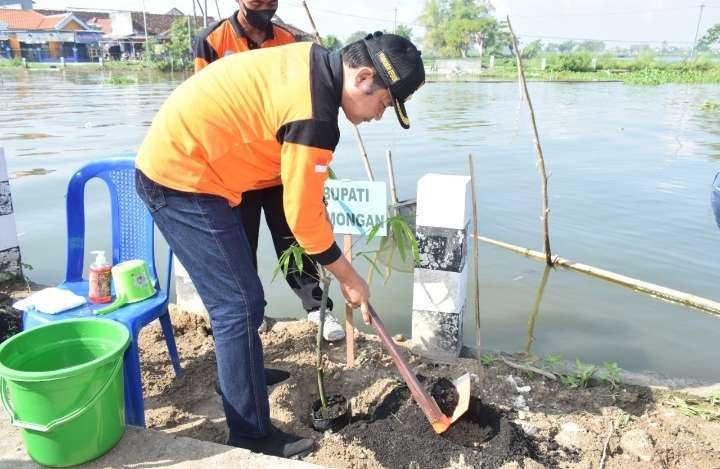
top-left (0, 358), bottom-right (123, 433)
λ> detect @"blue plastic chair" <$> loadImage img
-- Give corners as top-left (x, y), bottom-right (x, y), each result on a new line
top-left (23, 157), bottom-right (181, 427)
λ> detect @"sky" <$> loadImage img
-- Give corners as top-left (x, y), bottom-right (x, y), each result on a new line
top-left (20, 0), bottom-right (720, 47)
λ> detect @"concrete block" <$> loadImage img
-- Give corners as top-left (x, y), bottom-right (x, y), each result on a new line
top-left (0, 246), bottom-right (21, 283)
top-left (412, 266), bottom-right (468, 313)
top-left (416, 224), bottom-right (469, 272)
top-left (0, 147), bottom-right (21, 282)
top-left (411, 307), bottom-right (464, 362)
top-left (415, 174), bottom-right (471, 230)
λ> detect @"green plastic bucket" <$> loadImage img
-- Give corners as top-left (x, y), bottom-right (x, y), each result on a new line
top-left (0, 318), bottom-right (130, 467)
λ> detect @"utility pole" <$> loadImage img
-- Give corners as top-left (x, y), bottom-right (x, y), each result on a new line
top-left (394, 7), bottom-right (397, 34)
top-left (141, 0), bottom-right (148, 57)
top-left (204, 0), bottom-right (208, 28)
top-left (691, 3), bottom-right (705, 58)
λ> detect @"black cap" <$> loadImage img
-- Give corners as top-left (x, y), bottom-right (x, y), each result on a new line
top-left (363, 32), bottom-right (425, 129)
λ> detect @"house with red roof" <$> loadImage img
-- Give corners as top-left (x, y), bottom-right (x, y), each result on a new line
top-left (0, 6), bottom-right (311, 63)
top-left (0, 9), bottom-right (102, 62)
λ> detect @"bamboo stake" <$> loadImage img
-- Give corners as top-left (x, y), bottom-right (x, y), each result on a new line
top-left (476, 234), bottom-right (720, 319)
top-left (343, 235), bottom-right (355, 367)
top-left (302, 0), bottom-right (375, 181)
top-left (468, 154), bottom-right (481, 360)
top-left (386, 150), bottom-right (399, 205)
top-left (506, 16), bottom-right (552, 265)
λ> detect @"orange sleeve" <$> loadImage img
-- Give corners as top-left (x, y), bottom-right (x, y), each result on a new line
top-left (194, 57), bottom-right (209, 72)
top-left (280, 141), bottom-right (340, 264)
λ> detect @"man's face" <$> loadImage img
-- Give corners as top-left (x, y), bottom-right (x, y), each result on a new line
top-left (341, 68), bottom-right (392, 125)
top-left (238, 0), bottom-right (278, 10)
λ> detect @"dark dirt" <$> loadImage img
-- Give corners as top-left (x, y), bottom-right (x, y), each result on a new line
top-left (344, 384), bottom-right (551, 469)
top-left (313, 394), bottom-right (349, 421)
top-left (138, 309), bottom-right (720, 468)
top-left (424, 376), bottom-right (459, 418)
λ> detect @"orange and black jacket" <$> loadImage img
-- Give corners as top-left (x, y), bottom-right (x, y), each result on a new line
top-left (194, 12), bottom-right (295, 72)
top-left (136, 42), bottom-right (343, 265)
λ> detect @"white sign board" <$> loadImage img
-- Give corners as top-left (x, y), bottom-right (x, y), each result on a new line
top-left (324, 180), bottom-right (387, 237)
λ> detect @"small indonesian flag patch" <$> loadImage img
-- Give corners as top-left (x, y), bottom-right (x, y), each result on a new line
top-left (314, 158), bottom-right (330, 173)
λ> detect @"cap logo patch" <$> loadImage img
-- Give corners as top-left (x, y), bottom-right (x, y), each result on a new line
top-left (376, 51), bottom-right (399, 83)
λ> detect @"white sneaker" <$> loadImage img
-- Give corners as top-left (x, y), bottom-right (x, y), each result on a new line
top-left (307, 310), bottom-right (345, 342)
top-left (258, 317), bottom-right (269, 333)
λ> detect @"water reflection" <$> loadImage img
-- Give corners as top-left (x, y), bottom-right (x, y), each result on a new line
top-left (524, 265), bottom-right (552, 354)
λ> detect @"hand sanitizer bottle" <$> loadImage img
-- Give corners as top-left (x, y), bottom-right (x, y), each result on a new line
top-left (88, 250), bottom-right (112, 304)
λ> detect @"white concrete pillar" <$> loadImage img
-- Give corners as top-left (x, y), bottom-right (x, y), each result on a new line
top-left (174, 256), bottom-right (207, 316)
top-left (60, 56), bottom-right (65, 68)
top-left (411, 174), bottom-right (471, 362)
top-left (540, 57), bottom-right (547, 71)
top-left (591, 57), bottom-right (597, 71)
top-left (489, 55), bottom-right (495, 69)
top-left (0, 148), bottom-right (22, 284)
top-left (21, 57), bottom-right (26, 68)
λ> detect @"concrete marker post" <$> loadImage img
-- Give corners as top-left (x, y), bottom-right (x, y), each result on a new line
top-left (411, 174), bottom-right (471, 362)
top-left (541, 57), bottom-right (547, 71)
top-left (0, 148), bottom-right (23, 285)
top-left (174, 257), bottom-right (207, 316)
top-left (489, 55), bottom-right (495, 69)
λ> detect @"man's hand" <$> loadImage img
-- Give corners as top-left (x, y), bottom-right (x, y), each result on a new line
top-left (324, 254), bottom-right (371, 324)
top-left (340, 276), bottom-right (371, 324)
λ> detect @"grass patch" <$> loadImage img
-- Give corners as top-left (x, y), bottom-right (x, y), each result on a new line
top-left (104, 75), bottom-right (138, 85)
top-left (0, 58), bottom-right (22, 67)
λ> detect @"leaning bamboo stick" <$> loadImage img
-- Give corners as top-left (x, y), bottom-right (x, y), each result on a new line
top-left (302, 0), bottom-right (375, 182)
top-left (476, 235), bottom-right (720, 319)
top-left (468, 154), bottom-right (481, 360)
top-left (507, 16), bottom-right (553, 266)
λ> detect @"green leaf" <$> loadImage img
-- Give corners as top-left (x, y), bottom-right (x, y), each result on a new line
top-left (392, 221), bottom-right (407, 261)
top-left (292, 247), bottom-right (304, 275)
top-left (366, 221), bottom-right (383, 244)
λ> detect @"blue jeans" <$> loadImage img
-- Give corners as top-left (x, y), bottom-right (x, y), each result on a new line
top-left (135, 169), bottom-right (270, 439)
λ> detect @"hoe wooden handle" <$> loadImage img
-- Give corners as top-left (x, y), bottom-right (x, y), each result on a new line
top-left (367, 304), bottom-right (452, 433)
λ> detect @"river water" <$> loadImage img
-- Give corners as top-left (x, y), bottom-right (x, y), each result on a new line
top-left (2, 68), bottom-right (719, 381)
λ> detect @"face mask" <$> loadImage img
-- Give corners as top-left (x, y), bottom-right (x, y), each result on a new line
top-left (243, 5), bottom-right (277, 30)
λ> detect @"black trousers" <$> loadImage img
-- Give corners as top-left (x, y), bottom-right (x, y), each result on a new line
top-left (235, 185), bottom-right (333, 313)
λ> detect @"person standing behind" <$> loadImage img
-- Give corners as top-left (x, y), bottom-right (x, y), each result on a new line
top-left (193, 0), bottom-right (346, 343)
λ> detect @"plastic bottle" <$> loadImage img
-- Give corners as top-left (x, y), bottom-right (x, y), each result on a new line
top-left (88, 250), bottom-right (112, 304)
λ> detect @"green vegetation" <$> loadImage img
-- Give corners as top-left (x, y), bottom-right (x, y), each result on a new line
top-left (0, 58), bottom-right (22, 67)
top-left (103, 75), bottom-right (139, 85)
top-left (323, 35), bottom-right (343, 51)
top-left (542, 354), bottom-right (563, 373)
top-left (425, 53), bottom-right (720, 85)
top-left (665, 394), bottom-right (720, 421)
top-left (697, 23), bottom-right (720, 52)
top-left (480, 353), bottom-right (496, 366)
top-left (559, 359), bottom-right (597, 388)
top-left (420, 0), bottom-right (509, 57)
top-left (602, 361), bottom-right (621, 390)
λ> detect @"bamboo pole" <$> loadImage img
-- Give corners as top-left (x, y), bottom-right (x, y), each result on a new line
top-left (476, 234), bottom-right (720, 319)
top-left (302, 0), bottom-right (375, 182)
top-left (386, 150), bottom-right (399, 205)
top-left (506, 16), bottom-right (552, 265)
top-left (468, 154), bottom-right (481, 360)
top-left (343, 235), bottom-right (355, 367)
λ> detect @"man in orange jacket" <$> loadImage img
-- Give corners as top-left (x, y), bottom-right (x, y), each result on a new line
top-left (136, 32), bottom-right (424, 458)
top-left (193, 0), bottom-right (346, 343)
